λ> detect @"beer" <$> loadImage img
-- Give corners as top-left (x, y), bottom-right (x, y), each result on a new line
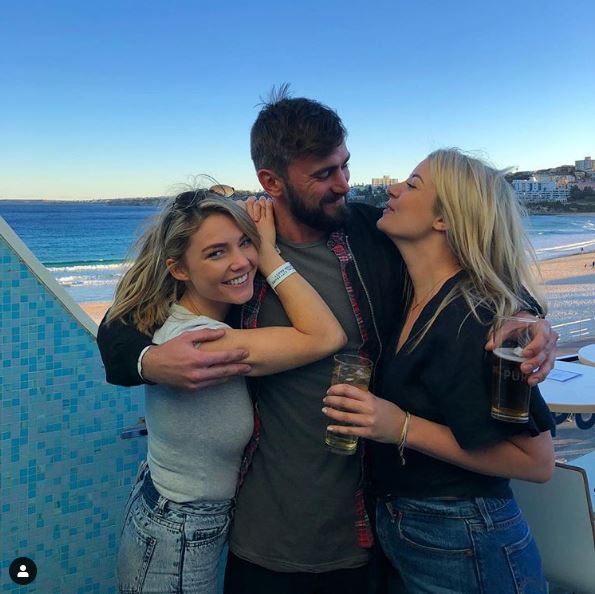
top-left (325, 374), bottom-right (369, 454)
top-left (491, 347), bottom-right (530, 422)
top-left (325, 355), bottom-right (372, 455)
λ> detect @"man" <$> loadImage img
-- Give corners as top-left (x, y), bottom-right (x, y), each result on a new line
top-left (98, 87), bottom-right (557, 593)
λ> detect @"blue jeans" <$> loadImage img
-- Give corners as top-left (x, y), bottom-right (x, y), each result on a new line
top-left (376, 496), bottom-right (547, 594)
top-left (117, 466), bottom-right (233, 594)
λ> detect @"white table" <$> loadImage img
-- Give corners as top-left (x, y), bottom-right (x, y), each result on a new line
top-left (578, 344), bottom-right (595, 367)
top-left (539, 360), bottom-right (595, 414)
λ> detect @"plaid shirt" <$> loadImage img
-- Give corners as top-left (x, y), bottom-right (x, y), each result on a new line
top-left (237, 228), bottom-right (380, 549)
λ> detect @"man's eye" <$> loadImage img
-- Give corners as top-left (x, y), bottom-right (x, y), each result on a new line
top-left (315, 170), bottom-right (331, 180)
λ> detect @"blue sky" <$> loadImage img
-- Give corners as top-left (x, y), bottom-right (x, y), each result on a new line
top-left (1, 0), bottom-right (594, 199)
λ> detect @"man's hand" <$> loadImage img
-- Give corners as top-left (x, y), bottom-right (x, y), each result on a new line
top-left (142, 328), bottom-right (251, 390)
top-left (486, 316), bottom-right (559, 386)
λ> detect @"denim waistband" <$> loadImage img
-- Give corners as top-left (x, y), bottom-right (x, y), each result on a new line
top-left (141, 471), bottom-right (234, 515)
top-left (379, 495), bottom-right (516, 519)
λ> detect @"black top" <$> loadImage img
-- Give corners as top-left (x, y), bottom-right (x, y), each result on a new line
top-left (369, 271), bottom-right (555, 499)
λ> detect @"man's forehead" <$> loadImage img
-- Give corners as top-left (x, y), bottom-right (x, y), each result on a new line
top-left (290, 143), bottom-right (350, 171)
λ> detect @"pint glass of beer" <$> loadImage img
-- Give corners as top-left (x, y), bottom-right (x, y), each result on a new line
top-left (325, 354), bottom-right (373, 455)
top-left (491, 316), bottom-right (537, 423)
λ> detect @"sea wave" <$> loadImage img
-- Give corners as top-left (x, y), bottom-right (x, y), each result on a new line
top-left (534, 238), bottom-right (595, 260)
top-left (44, 260), bottom-right (126, 272)
top-left (47, 260), bottom-right (131, 289)
top-left (54, 276), bottom-right (121, 287)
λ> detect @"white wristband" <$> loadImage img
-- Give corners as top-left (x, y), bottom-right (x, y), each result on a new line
top-left (266, 262), bottom-right (296, 293)
top-left (137, 345), bottom-right (152, 382)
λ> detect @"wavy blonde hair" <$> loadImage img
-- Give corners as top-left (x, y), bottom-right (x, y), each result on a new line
top-left (409, 148), bottom-right (546, 347)
top-left (106, 191), bottom-right (260, 336)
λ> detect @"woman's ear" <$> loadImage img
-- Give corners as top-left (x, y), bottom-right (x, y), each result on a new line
top-left (432, 215), bottom-right (448, 232)
top-left (166, 258), bottom-right (189, 282)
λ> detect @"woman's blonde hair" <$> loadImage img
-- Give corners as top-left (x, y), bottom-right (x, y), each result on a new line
top-left (106, 190), bottom-right (260, 335)
top-left (411, 148), bottom-right (546, 346)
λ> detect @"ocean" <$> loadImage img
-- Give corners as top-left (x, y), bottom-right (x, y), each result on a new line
top-left (1, 200), bottom-right (594, 304)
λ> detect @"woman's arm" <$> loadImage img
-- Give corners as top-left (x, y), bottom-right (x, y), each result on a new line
top-left (198, 199), bottom-right (347, 375)
top-left (405, 414), bottom-right (554, 483)
top-left (323, 385), bottom-right (554, 483)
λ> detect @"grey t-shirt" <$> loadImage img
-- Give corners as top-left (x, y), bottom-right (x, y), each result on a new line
top-left (146, 304), bottom-right (254, 502)
top-left (230, 237), bottom-right (369, 572)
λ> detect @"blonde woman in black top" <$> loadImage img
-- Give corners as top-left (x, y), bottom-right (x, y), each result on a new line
top-left (323, 149), bottom-right (554, 594)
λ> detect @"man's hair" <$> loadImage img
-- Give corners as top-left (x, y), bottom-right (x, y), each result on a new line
top-left (250, 84), bottom-right (347, 178)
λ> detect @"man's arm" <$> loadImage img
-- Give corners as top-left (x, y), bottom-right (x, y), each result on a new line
top-left (96, 315), bottom-right (252, 390)
top-left (485, 316), bottom-right (558, 386)
top-left (97, 315), bottom-right (153, 386)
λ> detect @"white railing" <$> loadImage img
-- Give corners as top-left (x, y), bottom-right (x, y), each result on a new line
top-left (553, 318), bottom-right (595, 344)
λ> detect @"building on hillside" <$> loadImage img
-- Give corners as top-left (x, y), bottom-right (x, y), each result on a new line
top-left (553, 175), bottom-right (576, 187)
top-left (574, 179), bottom-right (595, 191)
top-left (371, 175), bottom-right (398, 187)
top-left (532, 173), bottom-right (555, 183)
top-left (512, 178), bottom-right (569, 202)
top-left (575, 156), bottom-right (594, 174)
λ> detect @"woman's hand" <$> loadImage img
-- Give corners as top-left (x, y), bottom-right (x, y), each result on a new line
top-left (323, 384), bottom-right (406, 444)
top-left (245, 196), bottom-right (276, 249)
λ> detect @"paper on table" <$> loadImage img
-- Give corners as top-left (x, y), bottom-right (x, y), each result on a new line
top-left (547, 369), bottom-right (582, 382)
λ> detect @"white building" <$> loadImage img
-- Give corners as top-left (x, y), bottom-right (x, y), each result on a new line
top-left (575, 156), bottom-right (594, 173)
top-left (512, 178), bottom-right (569, 202)
top-left (371, 175), bottom-right (398, 187)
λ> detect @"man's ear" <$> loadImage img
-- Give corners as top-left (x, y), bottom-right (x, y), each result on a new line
top-left (166, 258), bottom-right (189, 282)
top-left (257, 169), bottom-right (285, 198)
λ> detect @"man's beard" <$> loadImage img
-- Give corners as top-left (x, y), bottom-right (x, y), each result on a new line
top-left (286, 183), bottom-right (348, 232)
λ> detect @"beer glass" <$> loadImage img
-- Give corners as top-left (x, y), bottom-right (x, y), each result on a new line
top-left (491, 316), bottom-right (537, 423)
top-left (325, 354), bottom-right (373, 455)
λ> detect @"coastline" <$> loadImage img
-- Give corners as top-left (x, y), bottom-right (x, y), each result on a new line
top-left (534, 251), bottom-right (595, 283)
top-left (79, 252), bottom-right (595, 326)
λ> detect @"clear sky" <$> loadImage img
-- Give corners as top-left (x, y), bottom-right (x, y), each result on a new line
top-left (1, 0), bottom-right (594, 199)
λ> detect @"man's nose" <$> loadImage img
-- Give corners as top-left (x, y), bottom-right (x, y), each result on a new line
top-left (332, 169), bottom-right (350, 195)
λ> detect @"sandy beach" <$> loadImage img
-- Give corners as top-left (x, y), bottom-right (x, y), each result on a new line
top-left (534, 251), bottom-right (595, 284)
top-left (533, 252), bottom-right (595, 345)
top-left (79, 252), bottom-right (595, 327)
top-left (81, 301), bottom-right (111, 324)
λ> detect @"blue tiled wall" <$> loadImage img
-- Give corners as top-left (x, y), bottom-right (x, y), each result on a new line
top-left (1, 227), bottom-right (146, 593)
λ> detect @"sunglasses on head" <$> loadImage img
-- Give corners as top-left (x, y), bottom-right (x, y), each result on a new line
top-left (174, 184), bottom-right (235, 210)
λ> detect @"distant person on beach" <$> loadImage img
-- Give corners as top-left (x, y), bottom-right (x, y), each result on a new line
top-left (98, 88), bottom-right (559, 594)
top-left (108, 188), bottom-right (346, 593)
top-left (323, 149), bottom-right (554, 593)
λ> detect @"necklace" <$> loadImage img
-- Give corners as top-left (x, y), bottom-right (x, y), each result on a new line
top-left (397, 268), bottom-right (462, 354)
top-left (409, 269), bottom-right (461, 311)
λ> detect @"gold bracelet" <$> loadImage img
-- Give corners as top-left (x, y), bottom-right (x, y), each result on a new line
top-left (397, 411), bottom-right (411, 466)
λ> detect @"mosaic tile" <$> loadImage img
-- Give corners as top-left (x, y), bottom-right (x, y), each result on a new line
top-left (1, 224), bottom-right (146, 593)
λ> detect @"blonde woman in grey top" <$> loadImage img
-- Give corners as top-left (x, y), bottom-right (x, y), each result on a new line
top-left (109, 188), bottom-right (346, 594)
